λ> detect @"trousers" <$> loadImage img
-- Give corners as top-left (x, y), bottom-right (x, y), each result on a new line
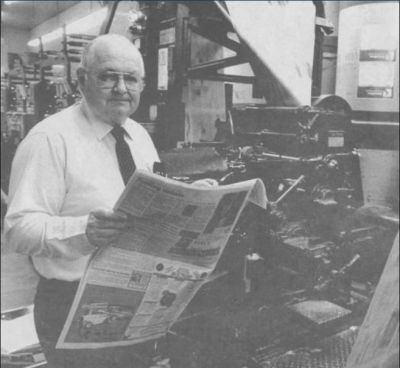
top-left (33, 277), bottom-right (157, 368)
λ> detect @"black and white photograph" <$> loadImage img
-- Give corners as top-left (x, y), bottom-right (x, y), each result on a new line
top-left (1, 1), bottom-right (398, 368)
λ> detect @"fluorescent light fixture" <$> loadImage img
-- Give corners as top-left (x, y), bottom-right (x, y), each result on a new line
top-left (4, 1), bottom-right (18, 4)
top-left (65, 7), bottom-right (108, 34)
top-left (27, 7), bottom-right (108, 48)
top-left (27, 39), bottom-right (40, 48)
top-left (28, 28), bottom-right (63, 47)
top-left (43, 28), bottom-right (63, 43)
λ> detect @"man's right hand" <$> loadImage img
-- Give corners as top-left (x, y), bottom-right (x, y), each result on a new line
top-left (86, 208), bottom-right (129, 249)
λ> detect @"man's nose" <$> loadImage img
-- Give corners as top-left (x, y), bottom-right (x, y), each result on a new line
top-left (114, 76), bottom-right (128, 94)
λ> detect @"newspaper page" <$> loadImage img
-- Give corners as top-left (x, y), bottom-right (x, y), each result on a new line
top-left (56, 170), bottom-right (266, 349)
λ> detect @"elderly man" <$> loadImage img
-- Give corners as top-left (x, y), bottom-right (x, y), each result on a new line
top-left (5, 34), bottom-right (162, 368)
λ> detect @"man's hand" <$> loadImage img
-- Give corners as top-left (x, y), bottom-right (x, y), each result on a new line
top-left (191, 178), bottom-right (219, 188)
top-left (86, 208), bottom-right (129, 249)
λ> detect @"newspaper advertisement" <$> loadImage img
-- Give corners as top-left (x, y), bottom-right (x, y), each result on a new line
top-left (56, 170), bottom-right (266, 349)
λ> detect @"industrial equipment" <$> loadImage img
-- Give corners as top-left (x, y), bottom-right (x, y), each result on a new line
top-left (148, 2), bottom-right (399, 367)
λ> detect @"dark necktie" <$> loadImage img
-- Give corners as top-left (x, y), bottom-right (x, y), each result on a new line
top-left (111, 125), bottom-right (136, 185)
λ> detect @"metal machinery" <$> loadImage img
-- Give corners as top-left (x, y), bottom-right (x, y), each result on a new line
top-left (122, 2), bottom-right (399, 367)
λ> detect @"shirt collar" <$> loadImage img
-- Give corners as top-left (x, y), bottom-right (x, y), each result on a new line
top-left (79, 99), bottom-right (132, 140)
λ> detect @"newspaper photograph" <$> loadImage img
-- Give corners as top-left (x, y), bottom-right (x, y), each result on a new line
top-left (56, 170), bottom-right (266, 349)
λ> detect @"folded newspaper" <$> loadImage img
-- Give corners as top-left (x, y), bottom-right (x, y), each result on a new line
top-left (56, 170), bottom-right (267, 349)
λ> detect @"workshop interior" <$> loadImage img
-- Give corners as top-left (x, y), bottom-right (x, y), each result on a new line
top-left (1, 1), bottom-right (399, 368)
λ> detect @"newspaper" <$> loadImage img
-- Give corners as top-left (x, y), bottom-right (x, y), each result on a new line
top-left (56, 170), bottom-right (266, 349)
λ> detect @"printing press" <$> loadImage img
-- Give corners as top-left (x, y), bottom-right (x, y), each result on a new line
top-left (157, 102), bottom-right (398, 368)
top-left (149, 2), bottom-right (399, 367)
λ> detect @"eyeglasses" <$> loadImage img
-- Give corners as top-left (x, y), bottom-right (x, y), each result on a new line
top-left (95, 71), bottom-right (143, 91)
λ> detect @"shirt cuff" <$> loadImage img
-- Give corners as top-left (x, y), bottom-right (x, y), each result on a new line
top-left (47, 214), bottom-right (97, 258)
top-left (72, 215), bottom-right (97, 256)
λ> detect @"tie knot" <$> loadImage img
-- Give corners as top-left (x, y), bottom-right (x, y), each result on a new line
top-left (111, 125), bottom-right (127, 141)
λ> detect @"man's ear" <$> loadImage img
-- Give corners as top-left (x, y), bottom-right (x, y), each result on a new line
top-left (76, 67), bottom-right (86, 88)
top-left (139, 77), bottom-right (146, 93)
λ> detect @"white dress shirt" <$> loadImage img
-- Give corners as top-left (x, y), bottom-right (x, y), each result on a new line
top-left (4, 102), bottom-right (159, 281)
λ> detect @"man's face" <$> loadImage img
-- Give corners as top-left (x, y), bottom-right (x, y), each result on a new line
top-left (80, 49), bottom-right (144, 125)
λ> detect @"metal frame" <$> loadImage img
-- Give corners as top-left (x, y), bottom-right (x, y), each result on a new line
top-left (185, 4), bottom-right (255, 85)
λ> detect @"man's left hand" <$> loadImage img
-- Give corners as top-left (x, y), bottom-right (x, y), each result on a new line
top-left (191, 178), bottom-right (219, 188)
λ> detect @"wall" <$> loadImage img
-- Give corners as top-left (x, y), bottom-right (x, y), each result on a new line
top-left (1, 26), bottom-right (30, 54)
